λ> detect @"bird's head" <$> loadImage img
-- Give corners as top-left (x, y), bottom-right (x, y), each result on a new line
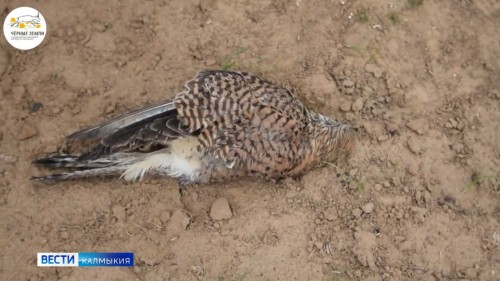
top-left (313, 114), bottom-right (355, 164)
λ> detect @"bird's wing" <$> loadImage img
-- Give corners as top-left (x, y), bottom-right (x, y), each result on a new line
top-left (68, 101), bottom-right (177, 140)
top-left (175, 70), bottom-right (311, 175)
top-left (67, 99), bottom-right (192, 160)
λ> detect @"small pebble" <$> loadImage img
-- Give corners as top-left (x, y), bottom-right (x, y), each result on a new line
top-left (30, 102), bottom-right (43, 112)
top-left (377, 135), bottom-right (389, 142)
top-left (351, 98), bottom-right (364, 112)
top-left (340, 101), bottom-right (352, 112)
top-left (105, 104), bottom-right (115, 114)
top-left (407, 119), bottom-right (427, 135)
top-left (408, 137), bottom-right (423, 154)
top-left (323, 207), bottom-right (338, 221)
top-left (204, 59), bottom-right (217, 66)
top-left (352, 208), bottom-right (362, 218)
top-left (159, 211), bottom-right (170, 223)
top-left (60, 231), bottom-right (69, 240)
top-left (167, 210), bottom-right (190, 234)
top-left (52, 107), bottom-right (61, 114)
top-left (362, 202), bottom-right (375, 214)
top-left (18, 123), bottom-right (38, 140)
top-left (92, 22), bottom-right (107, 32)
top-left (66, 27), bottom-right (74, 36)
top-left (349, 181), bottom-right (358, 190)
top-left (210, 198), bottom-right (233, 220)
top-left (111, 204), bottom-right (126, 221)
top-left (365, 64), bottom-right (383, 78)
top-left (342, 79), bottom-right (354, 88)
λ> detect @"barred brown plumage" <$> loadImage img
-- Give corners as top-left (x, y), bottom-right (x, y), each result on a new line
top-left (31, 69), bottom-right (355, 184)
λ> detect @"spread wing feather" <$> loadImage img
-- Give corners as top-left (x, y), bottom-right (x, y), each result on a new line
top-left (68, 102), bottom-right (176, 140)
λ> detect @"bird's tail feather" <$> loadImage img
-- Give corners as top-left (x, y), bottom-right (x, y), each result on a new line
top-left (31, 153), bottom-right (138, 183)
top-left (33, 154), bottom-right (118, 169)
top-left (30, 166), bottom-right (127, 183)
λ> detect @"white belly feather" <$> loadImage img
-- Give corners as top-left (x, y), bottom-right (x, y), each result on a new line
top-left (121, 137), bottom-right (201, 182)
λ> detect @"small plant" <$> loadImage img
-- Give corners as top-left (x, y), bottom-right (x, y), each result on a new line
top-left (356, 181), bottom-right (365, 192)
top-left (357, 9), bottom-right (369, 23)
top-left (221, 48), bottom-right (247, 70)
top-left (367, 53), bottom-right (378, 64)
top-left (343, 43), bottom-right (363, 53)
top-left (464, 170), bottom-right (500, 191)
top-left (408, 0), bottom-right (424, 8)
top-left (387, 12), bottom-right (399, 24)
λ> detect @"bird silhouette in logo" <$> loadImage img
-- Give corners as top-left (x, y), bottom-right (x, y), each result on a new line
top-left (32, 70), bottom-right (355, 185)
top-left (10, 12), bottom-right (41, 29)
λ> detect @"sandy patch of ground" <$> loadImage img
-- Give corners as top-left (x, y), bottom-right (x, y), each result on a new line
top-left (1, 0), bottom-right (499, 280)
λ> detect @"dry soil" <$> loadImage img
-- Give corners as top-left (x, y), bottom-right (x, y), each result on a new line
top-left (1, 0), bottom-right (499, 280)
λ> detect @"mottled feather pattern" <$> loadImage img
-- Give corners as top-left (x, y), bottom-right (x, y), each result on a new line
top-left (175, 70), bottom-right (313, 178)
top-left (32, 69), bottom-right (355, 184)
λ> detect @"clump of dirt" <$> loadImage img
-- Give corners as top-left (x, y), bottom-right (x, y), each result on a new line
top-left (1, 0), bottom-right (499, 280)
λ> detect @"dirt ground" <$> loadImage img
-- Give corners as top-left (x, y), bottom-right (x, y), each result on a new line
top-left (1, 0), bottom-right (499, 280)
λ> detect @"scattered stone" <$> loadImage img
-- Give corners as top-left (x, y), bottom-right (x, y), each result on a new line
top-left (212, 222), bottom-right (220, 229)
top-left (362, 85), bottom-right (373, 95)
top-left (374, 183), bottom-right (382, 191)
top-left (377, 135), bottom-right (389, 142)
top-left (30, 102), bottom-right (44, 113)
top-left (60, 230), bottom-right (69, 240)
top-left (18, 123), bottom-right (38, 140)
top-left (92, 22), bottom-right (107, 32)
top-left (340, 101), bottom-right (352, 112)
top-left (52, 107), bottom-right (61, 114)
top-left (204, 59), bottom-right (217, 66)
top-left (105, 104), bottom-right (115, 114)
top-left (345, 112), bottom-right (355, 121)
top-left (71, 107), bottom-right (81, 115)
top-left (133, 265), bottom-right (141, 274)
top-left (362, 202), bottom-right (375, 214)
top-left (111, 204), bottom-right (126, 221)
top-left (365, 64), bottom-right (383, 78)
top-left (407, 137), bottom-right (423, 154)
top-left (342, 79), bottom-right (354, 88)
top-left (386, 123), bottom-right (399, 134)
top-left (407, 119), bottom-right (427, 135)
top-left (349, 181), bottom-right (358, 190)
top-left (11, 85), bottom-right (26, 96)
top-left (348, 168), bottom-right (358, 177)
top-left (159, 210), bottom-right (170, 223)
top-left (323, 207), bottom-right (338, 221)
top-left (66, 27), bottom-right (74, 37)
top-left (351, 98), bottom-right (364, 112)
top-left (210, 198), bottom-right (232, 220)
top-left (130, 19), bottom-right (145, 29)
top-left (345, 87), bottom-right (355, 95)
top-left (352, 208), bottom-right (362, 218)
top-left (167, 210), bottom-right (190, 234)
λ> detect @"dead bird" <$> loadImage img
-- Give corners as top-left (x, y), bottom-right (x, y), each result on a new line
top-left (32, 70), bottom-right (355, 185)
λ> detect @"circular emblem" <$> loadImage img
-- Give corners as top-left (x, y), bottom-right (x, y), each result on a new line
top-left (3, 7), bottom-right (47, 50)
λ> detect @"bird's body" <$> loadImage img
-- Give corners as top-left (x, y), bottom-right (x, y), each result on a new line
top-left (32, 70), bottom-right (355, 184)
